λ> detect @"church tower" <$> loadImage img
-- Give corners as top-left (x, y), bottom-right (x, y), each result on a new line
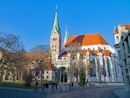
top-left (50, 5), bottom-right (61, 64)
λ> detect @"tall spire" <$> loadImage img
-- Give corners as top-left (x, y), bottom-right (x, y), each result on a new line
top-left (51, 4), bottom-right (60, 35)
top-left (56, 4), bottom-right (57, 12)
top-left (64, 25), bottom-right (69, 45)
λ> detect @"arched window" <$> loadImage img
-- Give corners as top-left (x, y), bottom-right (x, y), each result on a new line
top-left (121, 36), bottom-right (123, 41)
top-left (103, 58), bottom-right (106, 76)
top-left (93, 58), bottom-right (96, 77)
top-left (107, 58), bottom-right (111, 77)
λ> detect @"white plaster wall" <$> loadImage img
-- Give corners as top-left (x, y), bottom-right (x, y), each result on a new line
top-left (63, 44), bottom-right (115, 54)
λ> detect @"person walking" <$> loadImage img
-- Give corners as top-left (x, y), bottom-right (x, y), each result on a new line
top-left (55, 82), bottom-right (57, 90)
top-left (72, 82), bottom-right (73, 89)
top-left (45, 82), bottom-right (49, 94)
top-left (35, 80), bottom-right (38, 92)
top-left (41, 82), bottom-right (44, 93)
top-left (52, 82), bottom-right (54, 93)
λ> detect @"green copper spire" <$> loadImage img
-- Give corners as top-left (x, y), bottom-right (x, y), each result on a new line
top-left (64, 25), bottom-right (69, 45)
top-left (51, 5), bottom-right (61, 35)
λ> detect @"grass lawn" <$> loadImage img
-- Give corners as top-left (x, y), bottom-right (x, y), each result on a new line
top-left (0, 80), bottom-right (42, 89)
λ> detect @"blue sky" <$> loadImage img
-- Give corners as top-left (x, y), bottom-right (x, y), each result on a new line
top-left (0, 0), bottom-right (130, 51)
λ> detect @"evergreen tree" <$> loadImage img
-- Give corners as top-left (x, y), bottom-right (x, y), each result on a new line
top-left (79, 69), bottom-right (85, 86)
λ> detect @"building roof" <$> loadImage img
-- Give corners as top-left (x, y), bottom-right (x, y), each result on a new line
top-left (114, 29), bottom-right (119, 34)
top-left (114, 24), bottom-right (130, 35)
top-left (26, 52), bottom-right (50, 61)
top-left (63, 33), bottom-right (109, 47)
top-left (125, 24), bottom-right (130, 30)
top-left (44, 62), bottom-right (53, 70)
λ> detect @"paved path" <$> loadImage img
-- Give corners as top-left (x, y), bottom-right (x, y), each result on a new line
top-left (112, 88), bottom-right (130, 98)
top-left (0, 86), bottom-right (124, 98)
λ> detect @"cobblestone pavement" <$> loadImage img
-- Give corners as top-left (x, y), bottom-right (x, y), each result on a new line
top-left (0, 86), bottom-right (124, 98)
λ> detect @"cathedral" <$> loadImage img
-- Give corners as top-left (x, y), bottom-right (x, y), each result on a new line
top-left (50, 6), bottom-right (123, 83)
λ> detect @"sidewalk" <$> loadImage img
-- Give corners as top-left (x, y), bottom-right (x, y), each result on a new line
top-left (112, 89), bottom-right (130, 98)
top-left (0, 87), bottom-right (33, 92)
top-left (38, 84), bottom-right (124, 94)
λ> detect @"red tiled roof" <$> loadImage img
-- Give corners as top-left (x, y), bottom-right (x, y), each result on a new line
top-left (114, 29), bottom-right (119, 34)
top-left (102, 50), bottom-right (112, 56)
top-left (63, 33), bottom-right (109, 47)
top-left (26, 52), bottom-right (50, 61)
top-left (125, 24), bottom-right (130, 30)
top-left (44, 62), bottom-right (52, 70)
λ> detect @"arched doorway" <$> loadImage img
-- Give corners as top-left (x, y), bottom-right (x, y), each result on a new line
top-left (60, 67), bottom-right (67, 82)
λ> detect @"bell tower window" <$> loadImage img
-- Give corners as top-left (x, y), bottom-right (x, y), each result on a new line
top-left (53, 38), bottom-right (57, 41)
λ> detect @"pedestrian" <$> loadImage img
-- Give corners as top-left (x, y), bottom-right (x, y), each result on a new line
top-left (69, 83), bottom-right (71, 90)
top-left (55, 82), bottom-right (57, 90)
top-left (72, 82), bottom-right (73, 89)
top-left (45, 82), bottom-right (49, 94)
top-left (86, 79), bottom-right (88, 87)
top-left (35, 80), bottom-right (38, 92)
top-left (52, 82), bottom-right (54, 93)
top-left (41, 82), bottom-right (44, 93)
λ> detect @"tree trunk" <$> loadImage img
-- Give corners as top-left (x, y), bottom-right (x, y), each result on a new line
top-left (0, 71), bottom-right (3, 84)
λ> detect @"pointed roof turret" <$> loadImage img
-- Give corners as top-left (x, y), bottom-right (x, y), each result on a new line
top-left (64, 25), bottom-right (69, 45)
top-left (51, 5), bottom-right (61, 35)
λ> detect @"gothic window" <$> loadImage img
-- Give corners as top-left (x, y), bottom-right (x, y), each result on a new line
top-left (118, 51), bottom-right (121, 59)
top-left (55, 45), bottom-right (57, 47)
top-left (52, 45), bottom-right (54, 48)
top-left (107, 58), bottom-right (111, 77)
top-left (92, 58), bottom-right (96, 77)
top-left (103, 58), bottom-right (106, 76)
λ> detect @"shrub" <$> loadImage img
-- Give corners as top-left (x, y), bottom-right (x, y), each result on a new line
top-left (24, 74), bottom-right (33, 87)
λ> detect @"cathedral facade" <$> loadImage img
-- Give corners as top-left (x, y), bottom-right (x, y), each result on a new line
top-left (50, 6), bottom-right (123, 83)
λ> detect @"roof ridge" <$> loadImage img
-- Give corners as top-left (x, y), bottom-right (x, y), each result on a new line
top-left (69, 33), bottom-right (99, 37)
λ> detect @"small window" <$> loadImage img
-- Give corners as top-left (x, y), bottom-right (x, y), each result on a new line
top-left (116, 36), bottom-right (119, 42)
top-left (47, 76), bottom-right (49, 79)
top-left (52, 45), bottom-right (54, 48)
top-left (55, 45), bottom-right (57, 47)
top-left (47, 71), bottom-right (48, 73)
top-left (53, 38), bottom-right (57, 41)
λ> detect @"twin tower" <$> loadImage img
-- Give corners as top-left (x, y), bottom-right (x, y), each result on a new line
top-left (50, 5), bottom-right (69, 63)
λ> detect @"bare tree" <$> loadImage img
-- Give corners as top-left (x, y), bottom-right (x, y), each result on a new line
top-left (0, 32), bottom-right (25, 83)
top-left (29, 45), bottom-right (50, 82)
top-left (67, 41), bottom-right (81, 83)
